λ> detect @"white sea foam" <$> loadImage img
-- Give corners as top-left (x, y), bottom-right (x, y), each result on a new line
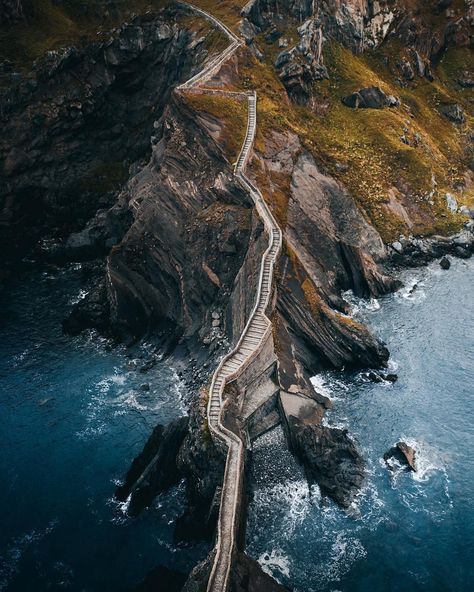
top-left (258, 548), bottom-right (291, 582)
top-left (252, 480), bottom-right (314, 534)
top-left (69, 289), bottom-right (89, 305)
top-left (342, 290), bottom-right (381, 316)
top-left (395, 276), bottom-right (426, 302)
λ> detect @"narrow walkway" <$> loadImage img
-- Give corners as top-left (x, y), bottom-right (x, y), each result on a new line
top-left (176, 4), bottom-right (283, 591)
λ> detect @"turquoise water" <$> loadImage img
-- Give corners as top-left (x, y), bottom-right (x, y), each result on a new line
top-left (0, 265), bottom-right (206, 591)
top-left (247, 258), bottom-right (474, 592)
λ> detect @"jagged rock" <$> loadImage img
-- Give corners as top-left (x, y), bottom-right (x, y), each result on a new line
top-left (0, 0), bottom-right (23, 24)
top-left (384, 441), bottom-right (417, 471)
top-left (440, 256), bottom-right (451, 269)
top-left (278, 389), bottom-right (364, 511)
top-left (342, 86), bottom-right (400, 109)
top-left (368, 371), bottom-right (384, 383)
top-left (0, 9), bottom-right (212, 275)
top-left (275, 18), bottom-right (328, 104)
top-left (287, 417), bottom-right (365, 508)
top-left (115, 417), bottom-right (189, 516)
top-left (441, 103), bottom-right (466, 124)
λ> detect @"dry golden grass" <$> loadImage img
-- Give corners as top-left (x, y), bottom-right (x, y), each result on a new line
top-left (183, 92), bottom-right (248, 163)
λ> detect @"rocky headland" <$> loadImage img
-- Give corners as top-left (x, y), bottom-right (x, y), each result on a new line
top-left (1, 1), bottom-right (473, 590)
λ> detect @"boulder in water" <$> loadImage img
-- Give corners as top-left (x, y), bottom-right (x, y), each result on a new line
top-left (440, 256), bottom-right (451, 270)
top-left (384, 441), bottom-right (417, 471)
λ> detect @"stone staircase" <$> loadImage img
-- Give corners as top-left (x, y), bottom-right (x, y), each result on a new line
top-left (175, 4), bottom-right (283, 591)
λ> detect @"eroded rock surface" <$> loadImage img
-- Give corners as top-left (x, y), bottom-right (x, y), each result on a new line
top-left (0, 9), bottom-right (212, 277)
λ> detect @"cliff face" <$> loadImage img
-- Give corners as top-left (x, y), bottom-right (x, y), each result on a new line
top-left (0, 0), bottom-right (22, 25)
top-left (0, 8), bottom-right (217, 278)
top-left (105, 92), bottom-right (263, 346)
top-left (2, 1), bottom-right (473, 588)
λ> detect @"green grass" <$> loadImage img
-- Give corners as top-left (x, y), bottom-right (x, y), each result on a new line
top-left (183, 92), bottom-right (248, 163)
top-left (0, 0), bottom-right (170, 69)
top-left (226, 38), bottom-right (472, 241)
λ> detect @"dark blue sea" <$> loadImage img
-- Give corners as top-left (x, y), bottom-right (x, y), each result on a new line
top-left (1, 257), bottom-right (473, 591)
top-left (247, 257), bottom-right (474, 592)
top-left (0, 265), bottom-right (207, 591)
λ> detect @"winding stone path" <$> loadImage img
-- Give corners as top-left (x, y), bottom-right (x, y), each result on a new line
top-left (176, 4), bottom-right (283, 591)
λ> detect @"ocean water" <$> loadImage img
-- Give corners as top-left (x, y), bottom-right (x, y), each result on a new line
top-left (0, 265), bottom-right (207, 591)
top-left (247, 257), bottom-right (474, 592)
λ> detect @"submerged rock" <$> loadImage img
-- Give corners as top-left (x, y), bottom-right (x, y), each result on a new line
top-left (384, 441), bottom-right (417, 471)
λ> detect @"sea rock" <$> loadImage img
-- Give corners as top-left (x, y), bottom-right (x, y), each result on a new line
top-left (368, 371), bottom-right (384, 383)
top-left (384, 441), bottom-right (417, 471)
top-left (280, 391), bottom-right (365, 508)
top-left (440, 256), bottom-right (451, 269)
top-left (342, 86), bottom-right (399, 109)
top-left (115, 417), bottom-right (189, 516)
top-left (291, 420), bottom-right (365, 507)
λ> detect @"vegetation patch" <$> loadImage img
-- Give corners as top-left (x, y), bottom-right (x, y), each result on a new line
top-left (183, 92), bottom-right (248, 164)
top-left (191, 0), bottom-right (249, 30)
top-left (0, 0), bottom-right (172, 68)
top-left (229, 39), bottom-right (472, 241)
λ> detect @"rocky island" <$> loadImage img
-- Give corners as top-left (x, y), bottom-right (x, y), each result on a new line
top-left (1, 1), bottom-right (472, 591)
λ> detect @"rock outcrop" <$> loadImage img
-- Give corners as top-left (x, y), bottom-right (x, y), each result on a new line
top-left (0, 8), bottom-right (215, 278)
top-left (0, 0), bottom-right (23, 24)
top-left (279, 390), bottom-right (365, 508)
top-left (384, 441), bottom-right (417, 471)
top-left (342, 86), bottom-right (400, 109)
top-left (115, 416), bottom-right (189, 516)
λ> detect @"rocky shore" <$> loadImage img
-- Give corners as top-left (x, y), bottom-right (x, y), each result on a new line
top-left (2, 1), bottom-right (473, 590)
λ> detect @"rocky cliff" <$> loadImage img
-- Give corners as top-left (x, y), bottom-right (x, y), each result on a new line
top-left (2, 1), bottom-right (473, 590)
top-left (0, 5), bottom-right (223, 278)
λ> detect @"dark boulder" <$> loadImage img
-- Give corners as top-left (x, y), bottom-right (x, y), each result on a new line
top-left (384, 441), bottom-right (417, 471)
top-left (342, 87), bottom-right (400, 109)
top-left (368, 371), bottom-right (384, 383)
top-left (115, 417), bottom-right (189, 516)
top-left (440, 256), bottom-right (451, 269)
top-left (440, 103), bottom-right (465, 124)
top-left (287, 417), bottom-right (365, 508)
